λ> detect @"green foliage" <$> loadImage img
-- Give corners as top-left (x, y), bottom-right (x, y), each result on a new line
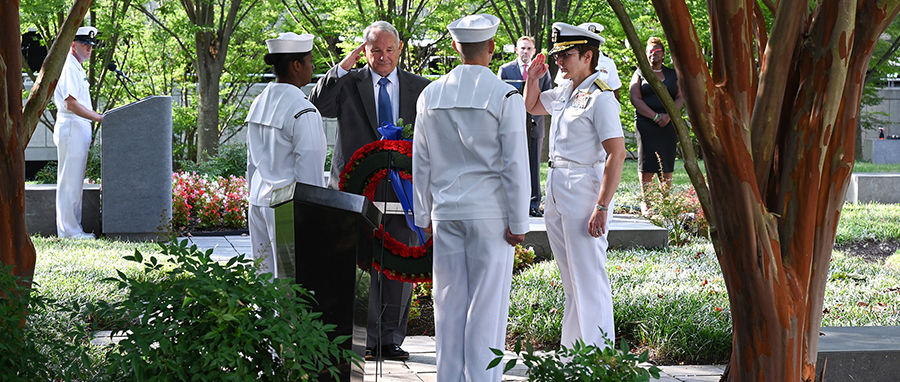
top-left (0, 265), bottom-right (96, 381)
top-left (489, 336), bottom-right (661, 382)
top-left (507, 261), bottom-right (565, 344)
top-left (514, 244), bottom-right (536, 273)
top-left (834, 203), bottom-right (900, 244)
top-left (31, 144), bottom-right (103, 184)
top-left (413, 281), bottom-right (433, 299)
top-left (642, 183), bottom-right (708, 246)
top-left (179, 143), bottom-right (248, 178)
top-left (887, 251), bottom-right (900, 269)
top-left (98, 240), bottom-right (359, 381)
top-left (851, 162), bottom-right (900, 173)
top-left (823, 251), bottom-right (900, 326)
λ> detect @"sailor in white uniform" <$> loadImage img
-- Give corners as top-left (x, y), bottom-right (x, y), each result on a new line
top-left (553, 23), bottom-right (622, 100)
top-left (53, 26), bottom-right (104, 239)
top-left (523, 22), bottom-right (627, 349)
top-left (246, 32), bottom-right (326, 278)
top-left (413, 14), bottom-right (530, 382)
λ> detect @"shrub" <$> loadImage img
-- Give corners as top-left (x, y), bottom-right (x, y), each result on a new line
top-left (643, 183), bottom-right (708, 246)
top-left (172, 171), bottom-right (248, 231)
top-left (98, 240), bottom-right (359, 381)
top-left (490, 336), bottom-right (661, 382)
top-left (31, 144), bottom-right (102, 185)
top-left (178, 143), bottom-right (248, 179)
top-left (514, 244), bottom-right (536, 273)
top-left (0, 265), bottom-right (95, 381)
top-left (413, 281), bottom-right (433, 299)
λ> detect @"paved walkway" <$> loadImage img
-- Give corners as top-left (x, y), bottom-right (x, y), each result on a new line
top-left (181, 235), bottom-right (725, 381)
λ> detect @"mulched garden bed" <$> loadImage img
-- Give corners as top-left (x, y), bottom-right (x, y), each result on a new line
top-left (834, 238), bottom-right (900, 263)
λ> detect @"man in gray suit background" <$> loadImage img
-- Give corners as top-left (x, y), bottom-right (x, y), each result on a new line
top-left (309, 20), bottom-right (430, 361)
top-left (498, 36), bottom-right (552, 217)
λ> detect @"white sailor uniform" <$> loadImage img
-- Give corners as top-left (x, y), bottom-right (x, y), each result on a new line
top-left (246, 82), bottom-right (326, 278)
top-left (413, 64), bottom-right (530, 382)
top-left (539, 71), bottom-right (623, 348)
top-left (53, 52), bottom-right (94, 238)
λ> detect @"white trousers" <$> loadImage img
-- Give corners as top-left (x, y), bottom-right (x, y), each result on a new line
top-left (544, 166), bottom-right (615, 348)
top-left (248, 204), bottom-right (277, 277)
top-left (432, 218), bottom-right (514, 382)
top-left (54, 118), bottom-right (91, 238)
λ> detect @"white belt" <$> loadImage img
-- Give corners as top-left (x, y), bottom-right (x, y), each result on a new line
top-left (372, 201), bottom-right (409, 215)
top-left (548, 160), bottom-right (602, 168)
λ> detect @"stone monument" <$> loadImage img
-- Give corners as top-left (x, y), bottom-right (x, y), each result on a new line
top-left (101, 96), bottom-right (173, 240)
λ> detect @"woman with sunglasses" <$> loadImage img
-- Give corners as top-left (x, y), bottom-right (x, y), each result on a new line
top-left (522, 22), bottom-right (626, 350)
top-left (629, 37), bottom-right (684, 215)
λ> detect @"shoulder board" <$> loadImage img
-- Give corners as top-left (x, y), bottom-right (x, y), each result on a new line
top-left (293, 108), bottom-right (316, 119)
top-left (593, 79), bottom-right (612, 92)
top-left (505, 89), bottom-right (520, 98)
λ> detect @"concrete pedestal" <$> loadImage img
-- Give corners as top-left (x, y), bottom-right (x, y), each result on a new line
top-left (101, 96), bottom-right (173, 241)
top-left (845, 173), bottom-right (900, 204)
top-left (816, 326), bottom-right (900, 382)
top-left (25, 184), bottom-right (100, 237)
top-left (872, 139), bottom-right (900, 164)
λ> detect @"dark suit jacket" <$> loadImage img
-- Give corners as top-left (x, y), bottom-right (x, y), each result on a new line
top-left (309, 64), bottom-right (431, 191)
top-left (498, 60), bottom-right (552, 139)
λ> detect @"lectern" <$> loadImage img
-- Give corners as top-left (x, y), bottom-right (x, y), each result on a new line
top-left (101, 96), bottom-right (173, 240)
top-left (270, 182), bottom-right (380, 382)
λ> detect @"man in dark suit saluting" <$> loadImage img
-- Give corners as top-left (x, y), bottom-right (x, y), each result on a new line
top-left (498, 36), bottom-right (552, 217)
top-left (309, 20), bottom-right (430, 361)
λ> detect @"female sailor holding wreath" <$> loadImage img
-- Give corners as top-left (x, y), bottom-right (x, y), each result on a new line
top-left (522, 22), bottom-right (626, 348)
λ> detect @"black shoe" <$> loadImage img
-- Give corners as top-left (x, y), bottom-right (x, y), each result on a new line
top-left (365, 348), bottom-right (375, 361)
top-left (529, 208), bottom-right (543, 217)
top-left (380, 344), bottom-right (409, 360)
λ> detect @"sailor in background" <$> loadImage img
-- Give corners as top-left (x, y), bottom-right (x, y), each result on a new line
top-left (246, 32), bottom-right (326, 278)
top-left (53, 26), bottom-right (104, 239)
top-left (522, 22), bottom-right (626, 349)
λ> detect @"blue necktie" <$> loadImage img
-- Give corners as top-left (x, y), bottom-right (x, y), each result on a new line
top-left (377, 77), bottom-right (393, 126)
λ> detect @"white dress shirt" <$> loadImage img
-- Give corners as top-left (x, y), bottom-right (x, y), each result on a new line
top-left (540, 71), bottom-right (623, 165)
top-left (337, 65), bottom-right (400, 126)
top-left (53, 53), bottom-right (93, 122)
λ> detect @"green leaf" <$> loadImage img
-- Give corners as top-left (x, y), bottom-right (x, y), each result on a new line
top-left (504, 358), bottom-right (518, 373)
top-left (486, 356), bottom-right (502, 370)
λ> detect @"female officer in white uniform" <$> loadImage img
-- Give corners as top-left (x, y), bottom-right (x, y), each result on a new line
top-left (246, 32), bottom-right (326, 278)
top-left (53, 26), bottom-right (104, 239)
top-left (522, 22), bottom-right (626, 349)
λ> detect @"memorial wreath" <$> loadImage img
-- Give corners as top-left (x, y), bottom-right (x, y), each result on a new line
top-left (338, 128), bottom-right (433, 283)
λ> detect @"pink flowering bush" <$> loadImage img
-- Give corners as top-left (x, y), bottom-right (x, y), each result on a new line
top-left (172, 172), bottom-right (248, 231)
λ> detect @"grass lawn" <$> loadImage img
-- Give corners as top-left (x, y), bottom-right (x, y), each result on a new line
top-left (15, 159), bottom-right (900, 368)
top-left (508, 240), bottom-right (900, 364)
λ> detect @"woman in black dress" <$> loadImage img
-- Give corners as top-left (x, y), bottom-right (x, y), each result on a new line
top-left (629, 37), bottom-right (683, 215)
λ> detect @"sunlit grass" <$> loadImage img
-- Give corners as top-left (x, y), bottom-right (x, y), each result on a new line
top-left (509, 239), bottom-right (900, 364)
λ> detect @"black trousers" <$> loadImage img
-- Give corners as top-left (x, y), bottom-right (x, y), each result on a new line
top-left (528, 133), bottom-right (543, 210)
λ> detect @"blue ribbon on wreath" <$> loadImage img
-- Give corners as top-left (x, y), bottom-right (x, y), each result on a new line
top-left (378, 121), bottom-right (426, 244)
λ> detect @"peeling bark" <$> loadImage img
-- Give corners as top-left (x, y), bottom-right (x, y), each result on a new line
top-left (611, 0), bottom-right (900, 380)
top-left (2, 0), bottom-right (92, 281)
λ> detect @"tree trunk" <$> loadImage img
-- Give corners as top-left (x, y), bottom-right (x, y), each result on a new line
top-left (0, 21), bottom-right (37, 278)
top-left (2, 0), bottom-right (92, 280)
top-left (610, 0), bottom-right (900, 380)
top-left (186, 0), bottom-right (242, 163)
top-left (195, 52), bottom-right (222, 163)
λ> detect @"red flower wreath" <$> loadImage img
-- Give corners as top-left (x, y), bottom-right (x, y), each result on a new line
top-left (339, 139), bottom-right (433, 283)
